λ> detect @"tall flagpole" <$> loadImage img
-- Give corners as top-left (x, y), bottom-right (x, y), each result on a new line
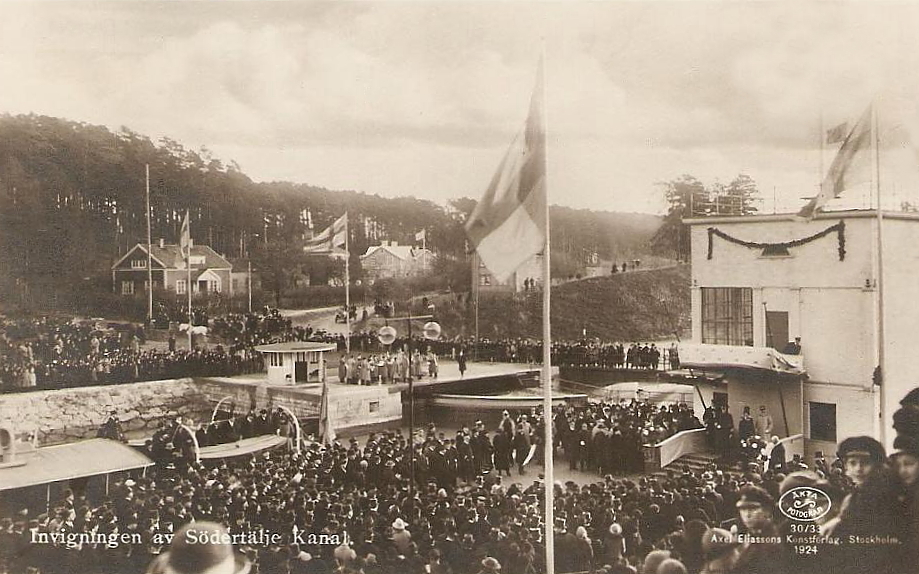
top-left (818, 113), bottom-right (826, 215)
top-left (187, 210), bottom-right (193, 351)
top-left (539, 53), bottom-right (555, 574)
top-left (873, 102), bottom-right (887, 446)
top-left (474, 251), bottom-right (480, 362)
top-left (145, 164), bottom-right (153, 325)
top-left (345, 213), bottom-right (351, 354)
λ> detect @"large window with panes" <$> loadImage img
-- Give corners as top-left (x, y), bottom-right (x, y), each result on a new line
top-left (701, 287), bottom-right (754, 346)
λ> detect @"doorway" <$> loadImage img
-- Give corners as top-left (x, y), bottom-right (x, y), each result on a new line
top-left (294, 361), bottom-right (309, 383)
top-left (766, 311), bottom-right (789, 351)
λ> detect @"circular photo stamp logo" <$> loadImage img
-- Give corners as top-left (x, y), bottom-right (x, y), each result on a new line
top-left (778, 486), bottom-right (832, 521)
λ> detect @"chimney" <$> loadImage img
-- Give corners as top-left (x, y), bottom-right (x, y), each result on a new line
top-left (158, 238), bottom-right (165, 248)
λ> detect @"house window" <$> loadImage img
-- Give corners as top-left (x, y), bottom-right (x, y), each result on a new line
top-left (176, 279), bottom-right (187, 294)
top-left (369, 401), bottom-right (380, 413)
top-left (809, 402), bottom-right (837, 442)
top-left (480, 275), bottom-right (491, 286)
top-left (121, 281), bottom-right (134, 295)
top-left (131, 259), bottom-right (146, 269)
top-left (701, 287), bottom-right (753, 346)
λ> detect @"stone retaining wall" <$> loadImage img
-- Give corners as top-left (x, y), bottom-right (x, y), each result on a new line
top-left (0, 378), bottom-right (402, 446)
top-left (193, 378), bottom-right (322, 421)
top-left (0, 379), bottom-right (210, 444)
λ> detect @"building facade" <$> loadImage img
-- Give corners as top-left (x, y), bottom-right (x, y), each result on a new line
top-left (111, 240), bottom-right (233, 296)
top-left (681, 211), bottom-right (919, 457)
top-left (473, 252), bottom-right (543, 293)
top-left (359, 241), bottom-right (433, 283)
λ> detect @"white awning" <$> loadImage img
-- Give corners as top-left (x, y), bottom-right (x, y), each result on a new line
top-left (677, 344), bottom-right (805, 376)
top-left (0, 439), bottom-right (153, 491)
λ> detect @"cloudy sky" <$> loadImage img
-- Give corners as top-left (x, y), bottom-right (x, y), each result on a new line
top-left (3, 1), bottom-right (919, 214)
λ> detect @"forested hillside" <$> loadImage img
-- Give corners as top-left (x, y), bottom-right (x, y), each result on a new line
top-left (433, 265), bottom-right (691, 342)
top-left (0, 114), bottom-right (662, 308)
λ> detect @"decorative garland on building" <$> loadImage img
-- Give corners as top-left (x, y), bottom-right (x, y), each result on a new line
top-left (707, 221), bottom-right (846, 261)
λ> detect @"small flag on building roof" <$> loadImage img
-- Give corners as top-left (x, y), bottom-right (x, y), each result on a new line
top-left (799, 105), bottom-right (872, 218)
top-left (826, 121), bottom-right (849, 145)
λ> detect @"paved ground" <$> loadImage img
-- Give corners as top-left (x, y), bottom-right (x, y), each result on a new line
top-left (280, 305), bottom-right (373, 335)
top-left (197, 360), bottom-right (548, 401)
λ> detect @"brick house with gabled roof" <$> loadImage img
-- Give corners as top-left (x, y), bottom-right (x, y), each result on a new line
top-left (111, 239), bottom-right (233, 296)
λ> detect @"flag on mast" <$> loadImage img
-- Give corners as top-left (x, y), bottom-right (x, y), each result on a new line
top-left (799, 105), bottom-right (872, 218)
top-left (826, 121), bottom-right (849, 145)
top-left (319, 380), bottom-right (335, 445)
top-left (465, 65), bottom-right (546, 282)
top-left (179, 210), bottom-right (191, 259)
top-left (414, 229), bottom-right (426, 243)
top-left (304, 213), bottom-right (348, 254)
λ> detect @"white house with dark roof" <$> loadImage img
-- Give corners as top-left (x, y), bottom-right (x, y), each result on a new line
top-left (359, 241), bottom-right (433, 283)
top-left (111, 239), bottom-right (233, 296)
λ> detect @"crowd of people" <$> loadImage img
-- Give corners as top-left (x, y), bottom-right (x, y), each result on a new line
top-left (0, 397), bottom-right (741, 574)
top-left (0, 389), bottom-right (918, 573)
top-left (557, 402), bottom-right (702, 477)
top-left (337, 335), bottom-right (677, 373)
top-left (0, 313), bottom-right (297, 392)
top-left (336, 350), bottom-right (441, 385)
top-left (1, 309), bottom-right (681, 394)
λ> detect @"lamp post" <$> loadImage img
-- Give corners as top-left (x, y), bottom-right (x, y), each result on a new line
top-left (377, 313), bottom-right (440, 508)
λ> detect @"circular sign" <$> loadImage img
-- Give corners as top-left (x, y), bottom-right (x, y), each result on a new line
top-left (377, 326), bottom-right (397, 346)
top-left (423, 321), bottom-right (442, 340)
top-left (778, 486), bottom-right (832, 522)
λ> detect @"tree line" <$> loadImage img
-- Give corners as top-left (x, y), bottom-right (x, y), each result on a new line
top-left (0, 113), bottom-right (662, 309)
top-left (650, 173), bottom-right (762, 262)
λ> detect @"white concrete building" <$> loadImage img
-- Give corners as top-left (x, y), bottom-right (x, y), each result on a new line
top-left (679, 210), bottom-right (919, 458)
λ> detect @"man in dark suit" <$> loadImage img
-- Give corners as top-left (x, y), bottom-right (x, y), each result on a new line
top-left (493, 429), bottom-right (512, 477)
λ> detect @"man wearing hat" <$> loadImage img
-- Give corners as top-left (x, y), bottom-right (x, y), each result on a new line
top-left (755, 405), bottom-right (773, 438)
top-left (893, 434), bottom-right (919, 569)
top-left (731, 485), bottom-right (781, 574)
top-left (391, 518), bottom-right (412, 555)
top-left (499, 410), bottom-right (515, 437)
top-left (823, 436), bottom-right (899, 574)
top-left (734, 485), bottom-right (774, 533)
top-left (477, 556), bottom-right (501, 573)
top-left (603, 523), bottom-right (625, 565)
top-left (145, 521), bottom-right (250, 574)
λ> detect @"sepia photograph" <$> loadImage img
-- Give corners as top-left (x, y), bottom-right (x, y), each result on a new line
top-left (1, 1), bottom-right (918, 573)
